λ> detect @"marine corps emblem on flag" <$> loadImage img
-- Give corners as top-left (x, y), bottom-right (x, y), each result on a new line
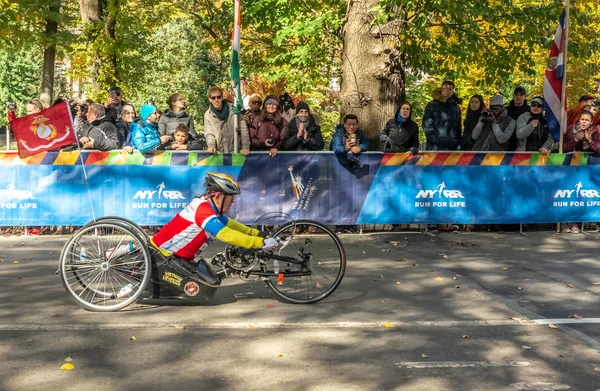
top-left (9, 102), bottom-right (77, 158)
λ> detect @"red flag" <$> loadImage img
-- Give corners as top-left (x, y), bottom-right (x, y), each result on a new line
top-left (9, 102), bottom-right (77, 158)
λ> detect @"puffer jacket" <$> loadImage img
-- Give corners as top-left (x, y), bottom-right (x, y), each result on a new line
top-left (204, 101), bottom-right (250, 152)
top-left (281, 116), bottom-right (324, 151)
top-left (158, 110), bottom-right (197, 137)
top-left (130, 119), bottom-right (165, 153)
top-left (75, 115), bottom-right (119, 151)
top-left (422, 88), bottom-right (462, 151)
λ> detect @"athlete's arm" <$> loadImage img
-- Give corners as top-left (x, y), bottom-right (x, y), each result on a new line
top-left (202, 216), bottom-right (263, 249)
top-left (223, 217), bottom-right (261, 237)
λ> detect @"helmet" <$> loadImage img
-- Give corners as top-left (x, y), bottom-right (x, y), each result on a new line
top-left (204, 172), bottom-right (241, 195)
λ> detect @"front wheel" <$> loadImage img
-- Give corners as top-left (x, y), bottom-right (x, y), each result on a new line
top-left (264, 220), bottom-right (346, 304)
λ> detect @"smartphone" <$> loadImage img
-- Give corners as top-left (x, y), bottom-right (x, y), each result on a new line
top-left (349, 134), bottom-right (357, 144)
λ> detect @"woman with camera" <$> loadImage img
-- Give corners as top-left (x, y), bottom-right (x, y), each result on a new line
top-left (472, 95), bottom-right (516, 151)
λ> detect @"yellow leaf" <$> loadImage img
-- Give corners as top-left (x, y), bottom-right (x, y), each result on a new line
top-left (421, 354), bottom-right (429, 358)
top-left (130, 336), bottom-right (137, 340)
top-left (435, 277), bottom-right (443, 281)
top-left (592, 282), bottom-right (600, 285)
top-left (13, 260), bottom-right (19, 264)
top-left (548, 323), bottom-right (558, 329)
top-left (60, 363), bottom-right (74, 370)
top-left (567, 284), bottom-right (575, 288)
top-left (396, 282), bottom-right (401, 285)
top-left (383, 323), bottom-right (394, 328)
top-left (174, 325), bottom-right (186, 329)
top-left (277, 354), bottom-right (284, 357)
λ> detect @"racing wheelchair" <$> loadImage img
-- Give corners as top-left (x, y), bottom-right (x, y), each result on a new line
top-left (58, 215), bottom-right (346, 312)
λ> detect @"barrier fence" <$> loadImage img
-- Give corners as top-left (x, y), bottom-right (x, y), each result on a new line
top-left (0, 150), bottom-right (599, 226)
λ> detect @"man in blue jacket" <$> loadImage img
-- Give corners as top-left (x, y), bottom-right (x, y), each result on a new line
top-left (331, 114), bottom-right (369, 170)
top-left (131, 104), bottom-right (172, 153)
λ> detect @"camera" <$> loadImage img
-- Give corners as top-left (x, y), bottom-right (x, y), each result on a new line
top-left (80, 104), bottom-right (88, 115)
top-left (6, 102), bottom-right (16, 112)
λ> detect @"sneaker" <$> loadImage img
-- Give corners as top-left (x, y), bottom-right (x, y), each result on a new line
top-left (571, 224), bottom-right (580, 234)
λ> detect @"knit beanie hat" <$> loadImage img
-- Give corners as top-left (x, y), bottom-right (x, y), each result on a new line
top-left (295, 101), bottom-right (310, 114)
top-left (140, 104), bottom-right (157, 121)
top-left (264, 97), bottom-right (279, 107)
top-left (490, 95), bottom-right (504, 106)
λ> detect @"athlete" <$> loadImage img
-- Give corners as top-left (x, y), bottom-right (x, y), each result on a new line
top-left (150, 172), bottom-right (278, 285)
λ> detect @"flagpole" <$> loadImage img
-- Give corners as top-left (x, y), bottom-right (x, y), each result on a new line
top-left (231, 0), bottom-right (241, 154)
top-left (67, 104), bottom-right (96, 223)
top-left (558, 0), bottom-right (570, 154)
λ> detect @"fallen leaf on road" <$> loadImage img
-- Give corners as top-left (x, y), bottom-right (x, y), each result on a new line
top-left (277, 354), bottom-right (284, 357)
top-left (501, 267), bottom-right (508, 270)
top-left (439, 254), bottom-right (448, 258)
top-left (60, 363), bottom-right (74, 370)
top-left (381, 249), bottom-right (391, 252)
top-left (396, 258), bottom-right (408, 262)
top-left (592, 282), bottom-right (600, 285)
top-left (412, 263), bottom-right (419, 267)
top-left (390, 241), bottom-right (398, 246)
top-left (558, 354), bottom-right (565, 358)
top-left (455, 285), bottom-right (461, 288)
top-left (568, 314), bottom-right (583, 320)
top-left (594, 367), bottom-right (600, 372)
top-left (266, 304), bottom-right (276, 309)
top-left (396, 282), bottom-right (401, 285)
top-left (361, 251), bottom-right (366, 254)
top-left (174, 325), bottom-right (186, 329)
top-left (548, 324), bottom-right (558, 329)
top-left (510, 317), bottom-right (524, 321)
top-left (435, 277), bottom-right (443, 281)
top-left (380, 275), bottom-right (384, 278)
top-left (522, 345), bottom-right (532, 350)
top-left (567, 284), bottom-right (575, 288)
top-left (13, 260), bottom-right (19, 264)
top-left (130, 336), bottom-right (137, 341)
top-left (0, 259), bottom-right (3, 262)
top-left (518, 287), bottom-right (523, 290)
top-left (462, 335), bottom-right (469, 339)
top-left (65, 357), bottom-right (73, 362)
top-left (16, 277), bottom-right (23, 281)
top-left (382, 323), bottom-right (394, 328)
top-left (421, 354), bottom-right (429, 358)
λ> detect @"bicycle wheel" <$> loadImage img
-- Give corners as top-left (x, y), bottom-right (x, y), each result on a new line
top-left (77, 216), bottom-right (149, 242)
top-left (264, 219), bottom-right (346, 304)
top-left (59, 221), bottom-right (152, 312)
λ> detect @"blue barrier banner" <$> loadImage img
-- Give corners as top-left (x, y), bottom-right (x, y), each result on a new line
top-left (0, 151), bottom-right (599, 226)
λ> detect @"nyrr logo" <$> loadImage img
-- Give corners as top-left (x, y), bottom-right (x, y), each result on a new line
top-left (553, 182), bottom-right (600, 199)
top-left (0, 183), bottom-right (35, 200)
top-left (415, 182), bottom-right (465, 199)
top-left (414, 182), bottom-right (466, 208)
top-left (133, 182), bottom-right (185, 200)
top-left (553, 182), bottom-right (600, 208)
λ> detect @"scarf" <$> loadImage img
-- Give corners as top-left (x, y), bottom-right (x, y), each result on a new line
top-left (495, 108), bottom-right (509, 123)
top-left (296, 117), bottom-right (310, 130)
top-left (396, 112), bottom-right (407, 123)
top-left (573, 123), bottom-right (591, 151)
top-left (210, 101), bottom-right (230, 121)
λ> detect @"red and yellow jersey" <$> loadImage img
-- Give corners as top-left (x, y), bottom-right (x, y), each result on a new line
top-left (150, 196), bottom-right (263, 260)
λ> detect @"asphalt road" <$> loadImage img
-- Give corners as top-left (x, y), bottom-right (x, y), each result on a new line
top-left (1, 231), bottom-right (600, 391)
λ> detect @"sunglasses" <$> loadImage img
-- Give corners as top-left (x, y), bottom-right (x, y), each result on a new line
top-left (210, 95), bottom-right (222, 100)
top-left (531, 103), bottom-right (543, 108)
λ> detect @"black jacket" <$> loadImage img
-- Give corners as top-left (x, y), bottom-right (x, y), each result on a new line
top-left (422, 88), bottom-right (462, 151)
top-left (381, 116), bottom-right (419, 152)
top-left (76, 116), bottom-right (119, 151)
top-left (282, 116), bottom-right (324, 151)
top-left (505, 100), bottom-right (530, 151)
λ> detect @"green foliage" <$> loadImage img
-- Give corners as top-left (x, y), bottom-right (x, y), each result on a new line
top-left (0, 49), bottom-right (42, 126)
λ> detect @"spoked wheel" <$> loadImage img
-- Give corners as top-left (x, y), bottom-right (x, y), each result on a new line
top-left (265, 220), bottom-right (346, 304)
top-left (59, 221), bottom-right (152, 312)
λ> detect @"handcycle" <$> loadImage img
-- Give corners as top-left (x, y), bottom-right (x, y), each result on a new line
top-left (58, 214), bottom-right (346, 312)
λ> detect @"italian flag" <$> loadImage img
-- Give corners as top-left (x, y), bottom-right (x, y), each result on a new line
top-left (231, 0), bottom-right (243, 114)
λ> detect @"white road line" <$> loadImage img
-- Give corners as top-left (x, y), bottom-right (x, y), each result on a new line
top-left (397, 361), bottom-right (529, 369)
top-left (0, 318), bottom-right (598, 331)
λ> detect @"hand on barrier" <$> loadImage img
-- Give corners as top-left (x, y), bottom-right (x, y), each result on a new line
top-left (262, 237), bottom-right (279, 251)
top-left (410, 147), bottom-right (419, 155)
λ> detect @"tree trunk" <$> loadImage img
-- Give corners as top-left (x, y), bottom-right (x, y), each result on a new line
top-left (340, 0), bottom-right (404, 145)
top-left (40, 1), bottom-right (61, 108)
top-left (78, 0), bottom-right (103, 92)
top-left (103, 0), bottom-right (118, 86)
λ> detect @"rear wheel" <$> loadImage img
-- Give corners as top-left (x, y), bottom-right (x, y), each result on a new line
top-left (264, 220), bottom-right (346, 304)
top-left (59, 221), bottom-right (151, 312)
